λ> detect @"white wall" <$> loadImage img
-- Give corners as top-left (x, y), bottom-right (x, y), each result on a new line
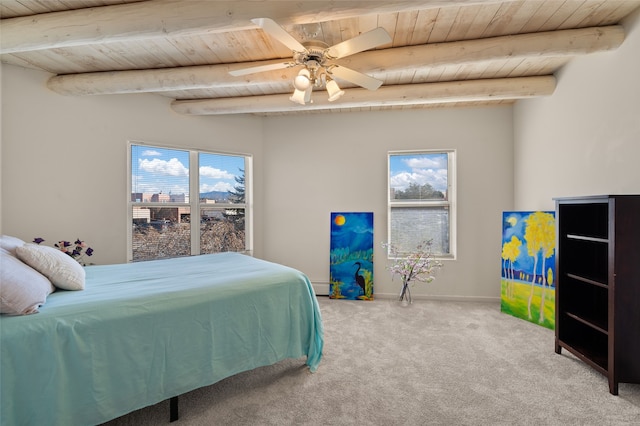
top-left (0, 64), bottom-right (265, 265)
top-left (262, 107), bottom-right (514, 299)
top-left (513, 9), bottom-right (640, 211)
top-left (0, 65), bottom-right (515, 300)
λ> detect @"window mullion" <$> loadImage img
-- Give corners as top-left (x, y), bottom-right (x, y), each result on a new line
top-left (390, 201), bottom-right (449, 207)
top-left (190, 151), bottom-right (199, 255)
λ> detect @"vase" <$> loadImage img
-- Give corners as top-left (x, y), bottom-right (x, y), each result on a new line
top-left (398, 280), bottom-right (412, 306)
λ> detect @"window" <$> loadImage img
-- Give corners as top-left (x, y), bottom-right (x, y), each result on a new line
top-left (388, 150), bottom-right (455, 259)
top-left (128, 143), bottom-right (251, 261)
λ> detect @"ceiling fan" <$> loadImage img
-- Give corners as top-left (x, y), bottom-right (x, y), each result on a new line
top-left (229, 18), bottom-right (392, 105)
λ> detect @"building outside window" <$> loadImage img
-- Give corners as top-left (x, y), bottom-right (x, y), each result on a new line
top-left (128, 143), bottom-right (251, 261)
top-left (387, 150), bottom-right (455, 259)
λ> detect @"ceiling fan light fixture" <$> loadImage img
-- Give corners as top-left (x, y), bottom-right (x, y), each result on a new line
top-left (287, 26), bottom-right (381, 105)
top-left (232, 18), bottom-right (389, 105)
top-left (326, 79), bottom-right (345, 102)
top-left (289, 86), bottom-right (312, 105)
top-left (293, 69), bottom-right (311, 91)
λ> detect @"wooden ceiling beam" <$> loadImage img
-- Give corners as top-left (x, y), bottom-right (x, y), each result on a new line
top-left (170, 76), bottom-right (556, 115)
top-left (46, 26), bottom-right (622, 96)
top-left (0, 0), bottom-right (514, 54)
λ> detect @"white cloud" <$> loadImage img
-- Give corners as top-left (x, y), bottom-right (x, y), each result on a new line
top-left (199, 165), bottom-right (234, 179)
top-left (200, 182), bottom-right (234, 193)
top-left (141, 149), bottom-right (162, 157)
top-left (404, 156), bottom-right (447, 169)
top-left (390, 172), bottom-right (416, 189)
top-left (390, 168), bottom-right (447, 192)
top-left (138, 157), bottom-right (188, 177)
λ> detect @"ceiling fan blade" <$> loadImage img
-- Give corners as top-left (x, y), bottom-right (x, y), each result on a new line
top-left (327, 27), bottom-right (391, 59)
top-left (330, 65), bottom-right (383, 91)
top-left (251, 18), bottom-right (307, 53)
top-left (229, 62), bottom-right (293, 76)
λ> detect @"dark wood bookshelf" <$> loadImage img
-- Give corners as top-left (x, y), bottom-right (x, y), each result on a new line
top-left (554, 195), bottom-right (640, 395)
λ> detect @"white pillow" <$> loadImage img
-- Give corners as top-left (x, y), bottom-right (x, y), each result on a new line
top-left (16, 243), bottom-right (85, 291)
top-left (0, 235), bottom-right (26, 256)
top-left (0, 248), bottom-right (55, 315)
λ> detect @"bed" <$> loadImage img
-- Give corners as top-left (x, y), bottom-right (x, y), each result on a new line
top-left (0, 251), bottom-right (324, 426)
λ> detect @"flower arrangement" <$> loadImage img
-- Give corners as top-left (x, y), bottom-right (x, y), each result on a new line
top-left (33, 237), bottom-right (94, 266)
top-left (381, 240), bottom-right (443, 304)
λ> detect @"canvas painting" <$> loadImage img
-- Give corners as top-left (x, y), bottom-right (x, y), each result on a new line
top-left (330, 212), bottom-right (374, 300)
top-left (501, 211), bottom-right (556, 329)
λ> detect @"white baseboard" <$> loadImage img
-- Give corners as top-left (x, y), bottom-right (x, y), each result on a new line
top-left (310, 281), bottom-right (499, 303)
top-left (312, 282), bottom-right (330, 296)
top-left (371, 293), bottom-right (500, 303)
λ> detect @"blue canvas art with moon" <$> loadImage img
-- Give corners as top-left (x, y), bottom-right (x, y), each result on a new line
top-left (330, 212), bottom-right (374, 300)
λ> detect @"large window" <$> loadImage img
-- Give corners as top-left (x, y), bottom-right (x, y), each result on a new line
top-left (128, 143), bottom-right (251, 261)
top-left (388, 150), bottom-right (455, 259)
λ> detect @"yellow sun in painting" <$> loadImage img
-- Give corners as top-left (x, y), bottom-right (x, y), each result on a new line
top-left (334, 214), bottom-right (346, 226)
top-left (507, 216), bottom-right (518, 226)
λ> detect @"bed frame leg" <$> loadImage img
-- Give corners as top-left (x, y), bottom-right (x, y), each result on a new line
top-left (169, 396), bottom-right (179, 422)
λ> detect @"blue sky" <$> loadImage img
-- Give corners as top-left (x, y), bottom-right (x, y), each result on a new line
top-left (131, 146), bottom-right (245, 195)
top-left (389, 153), bottom-right (448, 192)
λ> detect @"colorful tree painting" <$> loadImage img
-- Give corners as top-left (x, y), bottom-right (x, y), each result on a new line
top-left (330, 212), bottom-right (374, 300)
top-left (501, 211), bottom-right (555, 329)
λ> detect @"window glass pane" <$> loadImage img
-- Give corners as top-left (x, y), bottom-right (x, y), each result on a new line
top-left (200, 207), bottom-right (246, 253)
top-left (199, 152), bottom-right (245, 203)
top-left (131, 145), bottom-right (189, 203)
top-left (128, 143), bottom-right (251, 261)
top-left (199, 153), bottom-right (246, 253)
top-left (131, 207), bottom-right (191, 261)
top-left (390, 207), bottom-right (450, 256)
top-left (389, 153), bottom-right (448, 201)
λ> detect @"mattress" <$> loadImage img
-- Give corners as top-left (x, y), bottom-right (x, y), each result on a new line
top-left (0, 252), bottom-right (323, 425)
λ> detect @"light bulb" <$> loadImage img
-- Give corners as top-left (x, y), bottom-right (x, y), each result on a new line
top-left (290, 89), bottom-right (307, 105)
top-left (326, 79), bottom-right (345, 102)
top-left (293, 69), bottom-right (311, 91)
top-left (289, 86), bottom-right (312, 105)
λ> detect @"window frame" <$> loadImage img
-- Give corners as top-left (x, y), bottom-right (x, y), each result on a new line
top-left (127, 141), bottom-right (253, 262)
top-left (387, 149), bottom-right (456, 260)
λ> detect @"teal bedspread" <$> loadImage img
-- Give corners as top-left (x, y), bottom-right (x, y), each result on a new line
top-left (0, 253), bottom-right (323, 425)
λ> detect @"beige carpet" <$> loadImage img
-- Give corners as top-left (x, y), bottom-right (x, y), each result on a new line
top-left (102, 296), bottom-right (640, 425)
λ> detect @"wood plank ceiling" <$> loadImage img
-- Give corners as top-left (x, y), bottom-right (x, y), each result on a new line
top-left (1, 0), bottom-right (639, 116)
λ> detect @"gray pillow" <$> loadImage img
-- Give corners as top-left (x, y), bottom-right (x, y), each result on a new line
top-left (0, 234), bottom-right (26, 256)
top-left (0, 248), bottom-right (55, 315)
